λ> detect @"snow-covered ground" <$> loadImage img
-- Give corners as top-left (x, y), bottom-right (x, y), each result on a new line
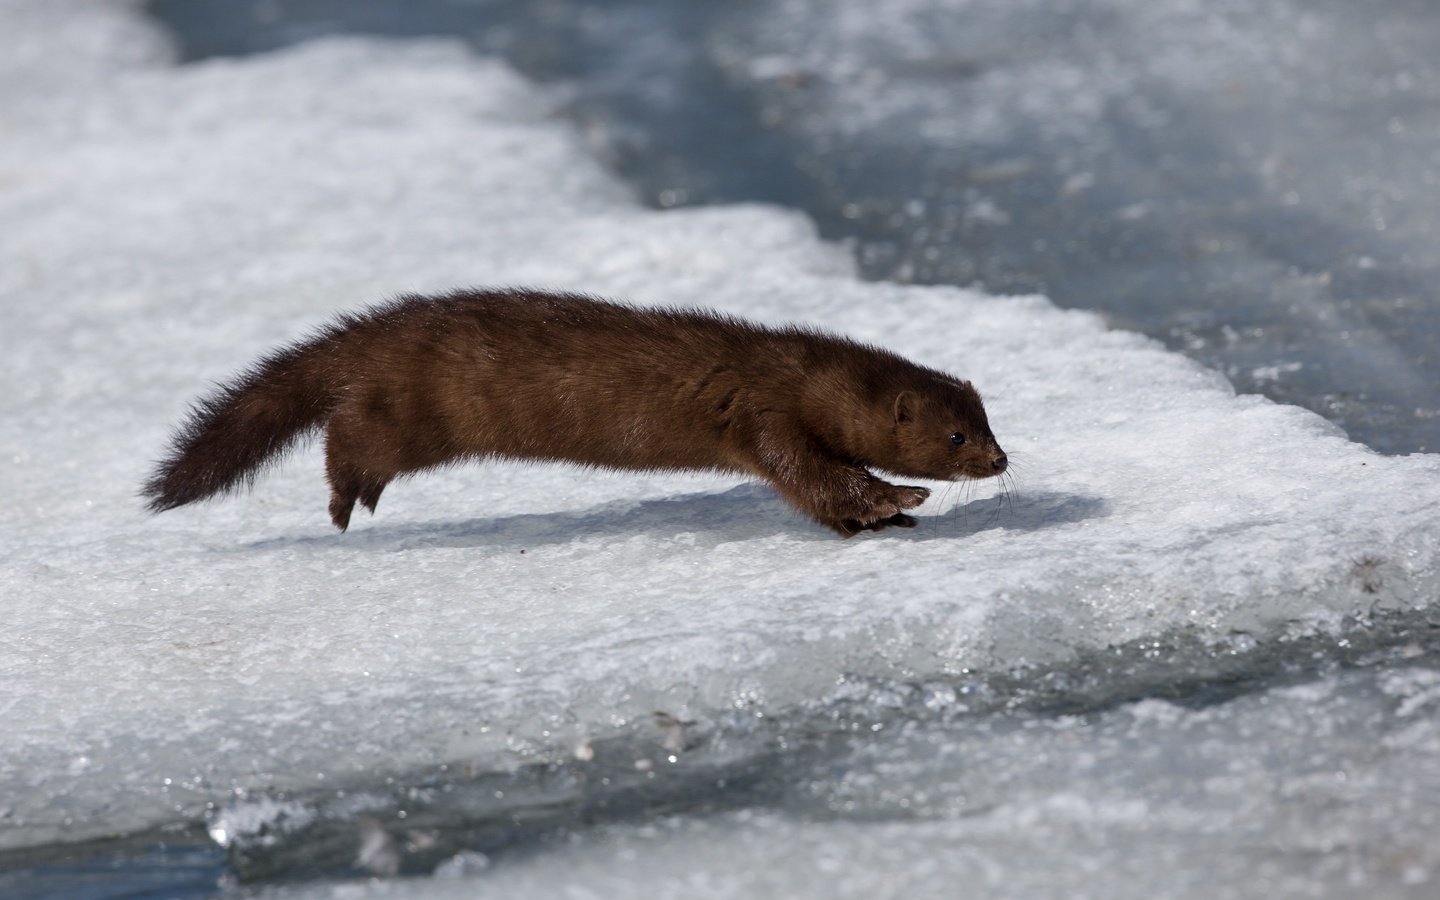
top-left (2, 1), bottom-right (1439, 895)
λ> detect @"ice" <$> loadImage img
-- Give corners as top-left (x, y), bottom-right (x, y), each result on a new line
top-left (207, 795), bottom-right (315, 850)
top-left (267, 664), bottom-right (1440, 899)
top-left (706, 0), bottom-right (1440, 453)
top-left (2, 0), bottom-right (1439, 873)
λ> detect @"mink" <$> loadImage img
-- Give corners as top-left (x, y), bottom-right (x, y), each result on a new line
top-left (143, 288), bottom-right (1007, 536)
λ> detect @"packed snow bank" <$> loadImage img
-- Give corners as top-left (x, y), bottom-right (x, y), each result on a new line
top-left (1, 0), bottom-right (1437, 850)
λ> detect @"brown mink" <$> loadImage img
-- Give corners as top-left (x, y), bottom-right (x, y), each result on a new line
top-left (143, 288), bottom-right (1007, 536)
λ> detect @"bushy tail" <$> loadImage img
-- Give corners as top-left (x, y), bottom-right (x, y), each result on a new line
top-left (143, 334), bottom-right (344, 512)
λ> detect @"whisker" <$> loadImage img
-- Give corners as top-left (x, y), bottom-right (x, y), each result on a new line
top-left (946, 479), bottom-right (964, 533)
top-left (985, 481), bottom-right (1004, 527)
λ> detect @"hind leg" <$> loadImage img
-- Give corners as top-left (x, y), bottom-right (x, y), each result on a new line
top-left (326, 456), bottom-right (362, 532)
top-left (327, 468), bottom-right (388, 530)
top-left (329, 470), bottom-right (387, 530)
top-left (324, 410), bottom-right (394, 531)
top-left (358, 480), bottom-right (386, 515)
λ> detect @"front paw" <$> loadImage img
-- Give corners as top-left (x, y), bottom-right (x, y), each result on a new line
top-left (889, 485), bottom-right (930, 510)
top-left (816, 477), bottom-right (930, 535)
top-left (864, 482), bottom-right (930, 518)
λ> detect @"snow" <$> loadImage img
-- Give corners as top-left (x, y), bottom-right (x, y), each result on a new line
top-left (2, 0), bottom-right (1438, 882)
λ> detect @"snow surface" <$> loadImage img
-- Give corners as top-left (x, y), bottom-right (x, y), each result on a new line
top-left (2, 0), bottom-right (1439, 880)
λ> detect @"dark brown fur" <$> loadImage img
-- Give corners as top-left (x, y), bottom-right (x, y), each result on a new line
top-left (144, 289), bottom-right (1006, 536)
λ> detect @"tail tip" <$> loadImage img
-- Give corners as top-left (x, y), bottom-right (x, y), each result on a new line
top-left (140, 469), bottom-right (196, 514)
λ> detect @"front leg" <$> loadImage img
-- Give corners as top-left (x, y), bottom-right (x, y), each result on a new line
top-left (742, 414), bottom-right (929, 535)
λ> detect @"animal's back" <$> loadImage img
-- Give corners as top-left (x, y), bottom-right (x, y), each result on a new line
top-left (395, 290), bottom-right (805, 473)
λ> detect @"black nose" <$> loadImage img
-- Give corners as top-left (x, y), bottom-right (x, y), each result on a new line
top-left (992, 454), bottom-right (1008, 473)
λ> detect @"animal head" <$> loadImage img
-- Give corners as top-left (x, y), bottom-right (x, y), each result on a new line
top-left (888, 379), bottom-right (1007, 481)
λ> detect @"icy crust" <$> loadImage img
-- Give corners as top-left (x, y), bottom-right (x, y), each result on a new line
top-left (264, 665), bottom-right (1440, 900)
top-left (1, 0), bottom-right (1439, 850)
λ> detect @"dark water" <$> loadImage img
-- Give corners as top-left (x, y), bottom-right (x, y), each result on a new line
top-left (0, 832), bottom-right (224, 900)
top-left (147, 0), bottom-right (1440, 454)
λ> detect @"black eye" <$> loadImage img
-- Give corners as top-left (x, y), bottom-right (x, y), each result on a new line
top-left (949, 432), bottom-right (966, 446)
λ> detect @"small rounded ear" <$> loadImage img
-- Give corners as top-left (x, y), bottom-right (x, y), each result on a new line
top-left (893, 390), bottom-right (917, 425)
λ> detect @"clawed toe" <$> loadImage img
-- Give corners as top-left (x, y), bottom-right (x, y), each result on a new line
top-left (866, 512), bottom-right (917, 531)
top-left (831, 512), bottom-right (918, 535)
